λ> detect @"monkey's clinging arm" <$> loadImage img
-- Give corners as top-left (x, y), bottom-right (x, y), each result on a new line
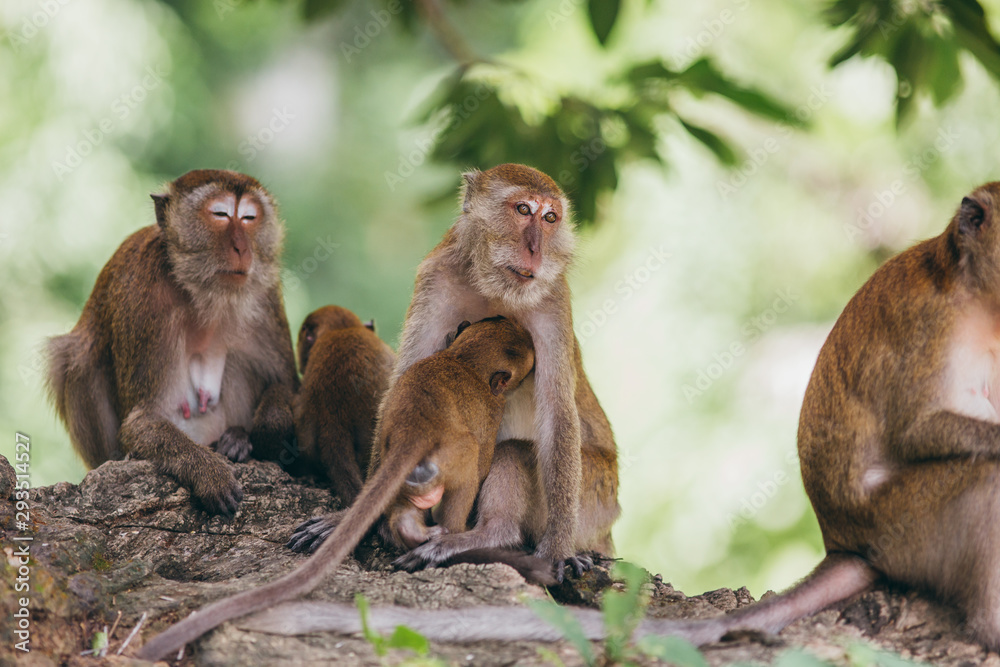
top-left (249, 382), bottom-right (296, 460)
top-left (528, 311), bottom-right (583, 571)
top-left (120, 405), bottom-right (243, 516)
top-left (896, 409), bottom-right (1000, 461)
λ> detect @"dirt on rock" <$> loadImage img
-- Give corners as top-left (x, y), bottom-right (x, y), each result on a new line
top-left (1, 455), bottom-right (996, 666)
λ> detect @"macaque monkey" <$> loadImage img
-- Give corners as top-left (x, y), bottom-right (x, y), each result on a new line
top-left (301, 163), bottom-right (620, 580)
top-left (46, 169), bottom-right (297, 516)
top-left (228, 184), bottom-right (1000, 651)
top-left (295, 305), bottom-right (395, 504)
top-left (137, 316), bottom-right (539, 660)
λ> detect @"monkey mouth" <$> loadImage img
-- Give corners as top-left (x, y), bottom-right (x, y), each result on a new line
top-left (507, 266), bottom-right (534, 280)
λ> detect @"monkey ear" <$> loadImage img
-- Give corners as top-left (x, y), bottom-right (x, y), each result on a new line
top-left (959, 196), bottom-right (986, 236)
top-left (364, 319), bottom-right (376, 333)
top-left (461, 170), bottom-right (482, 212)
top-left (151, 193), bottom-right (170, 229)
top-left (490, 370), bottom-right (512, 396)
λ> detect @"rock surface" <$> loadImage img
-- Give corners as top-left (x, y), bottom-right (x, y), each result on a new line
top-left (0, 455), bottom-right (996, 666)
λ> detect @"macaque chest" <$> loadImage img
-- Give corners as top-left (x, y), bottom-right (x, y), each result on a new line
top-left (944, 307), bottom-right (1000, 424)
top-left (165, 329), bottom-right (229, 445)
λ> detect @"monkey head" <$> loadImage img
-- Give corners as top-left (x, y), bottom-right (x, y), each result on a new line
top-left (451, 315), bottom-right (536, 396)
top-left (951, 182), bottom-right (1000, 300)
top-left (296, 305), bottom-right (366, 372)
top-left (152, 169), bottom-right (284, 311)
top-left (457, 164), bottom-right (576, 310)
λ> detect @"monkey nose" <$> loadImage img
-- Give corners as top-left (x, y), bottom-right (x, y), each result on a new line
top-left (406, 460), bottom-right (439, 487)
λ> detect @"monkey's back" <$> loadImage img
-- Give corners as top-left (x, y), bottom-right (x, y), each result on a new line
top-left (296, 327), bottom-right (395, 471)
top-left (379, 355), bottom-right (503, 461)
top-left (798, 234), bottom-right (959, 544)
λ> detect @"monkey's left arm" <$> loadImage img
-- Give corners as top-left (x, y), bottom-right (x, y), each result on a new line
top-left (528, 303), bottom-right (584, 579)
top-left (248, 290), bottom-right (298, 460)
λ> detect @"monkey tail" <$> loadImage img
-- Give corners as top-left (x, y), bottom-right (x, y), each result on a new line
top-left (137, 435), bottom-right (428, 661)
top-left (637, 552), bottom-right (879, 644)
top-left (234, 552), bottom-right (878, 646)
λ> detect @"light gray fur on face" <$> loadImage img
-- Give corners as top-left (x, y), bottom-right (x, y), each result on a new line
top-left (456, 173), bottom-right (576, 312)
top-left (164, 181), bottom-right (284, 327)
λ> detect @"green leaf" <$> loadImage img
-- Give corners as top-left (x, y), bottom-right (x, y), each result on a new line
top-left (635, 635), bottom-right (708, 667)
top-left (91, 631), bottom-right (109, 653)
top-left (355, 594), bottom-right (387, 656)
top-left (677, 119), bottom-right (737, 165)
top-left (387, 626), bottom-right (431, 656)
top-left (773, 648), bottom-right (835, 667)
top-left (588, 0), bottom-right (621, 46)
top-left (603, 562), bottom-right (650, 661)
top-left (301, 0), bottom-right (350, 21)
top-left (847, 642), bottom-right (931, 666)
top-left (678, 59), bottom-right (795, 123)
top-left (527, 599), bottom-right (597, 667)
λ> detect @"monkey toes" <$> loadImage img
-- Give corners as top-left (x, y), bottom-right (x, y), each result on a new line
top-left (213, 426), bottom-right (253, 463)
top-left (553, 554), bottom-right (593, 583)
top-left (191, 460), bottom-right (243, 517)
top-left (287, 512), bottom-right (344, 553)
top-left (391, 536), bottom-right (456, 572)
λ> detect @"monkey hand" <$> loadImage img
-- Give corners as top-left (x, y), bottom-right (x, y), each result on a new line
top-left (213, 426), bottom-right (253, 463)
top-left (191, 456), bottom-right (244, 517)
top-left (392, 533), bottom-right (459, 572)
top-left (552, 554), bottom-right (593, 583)
top-left (287, 511), bottom-right (345, 553)
top-left (535, 537), bottom-right (592, 583)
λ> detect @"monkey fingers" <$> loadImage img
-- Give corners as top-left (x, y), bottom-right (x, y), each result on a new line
top-left (213, 426), bottom-right (253, 463)
top-left (555, 554), bottom-right (593, 583)
top-left (191, 459), bottom-right (243, 517)
top-left (287, 511), bottom-right (345, 553)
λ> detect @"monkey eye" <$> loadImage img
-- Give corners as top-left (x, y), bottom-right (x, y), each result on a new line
top-left (211, 210), bottom-right (228, 218)
top-left (516, 203), bottom-right (531, 215)
top-left (543, 211), bottom-right (557, 223)
top-left (241, 215), bottom-right (256, 221)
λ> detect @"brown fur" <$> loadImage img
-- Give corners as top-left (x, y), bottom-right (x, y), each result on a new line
top-left (378, 164), bottom-right (619, 578)
top-left (46, 169), bottom-right (297, 516)
top-left (137, 316), bottom-right (537, 660)
top-left (221, 183), bottom-right (1000, 651)
top-left (294, 305), bottom-right (395, 503)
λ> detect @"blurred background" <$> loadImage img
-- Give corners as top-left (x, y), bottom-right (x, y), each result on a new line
top-left (3, 0), bottom-right (1000, 600)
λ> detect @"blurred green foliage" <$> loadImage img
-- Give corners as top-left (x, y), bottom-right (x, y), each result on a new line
top-left (4, 0), bottom-right (1000, 600)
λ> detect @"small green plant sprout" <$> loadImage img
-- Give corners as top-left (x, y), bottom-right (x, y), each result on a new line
top-left (528, 560), bottom-right (710, 666)
top-left (847, 643), bottom-right (931, 667)
top-left (355, 593), bottom-right (447, 666)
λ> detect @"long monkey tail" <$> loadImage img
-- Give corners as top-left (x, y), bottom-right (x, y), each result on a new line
top-left (236, 553), bottom-right (878, 645)
top-left (137, 437), bottom-right (428, 661)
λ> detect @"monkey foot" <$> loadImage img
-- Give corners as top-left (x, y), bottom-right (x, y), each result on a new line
top-left (287, 513), bottom-right (343, 553)
top-left (191, 464), bottom-right (243, 517)
top-left (553, 554), bottom-right (593, 583)
top-left (213, 426), bottom-right (252, 463)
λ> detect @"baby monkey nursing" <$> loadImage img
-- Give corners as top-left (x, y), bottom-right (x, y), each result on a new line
top-left (138, 315), bottom-right (537, 660)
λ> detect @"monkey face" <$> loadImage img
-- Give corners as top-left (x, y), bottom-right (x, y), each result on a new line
top-left (154, 170), bottom-right (284, 305)
top-left (297, 305), bottom-right (365, 371)
top-left (460, 165), bottom-right (577, 309)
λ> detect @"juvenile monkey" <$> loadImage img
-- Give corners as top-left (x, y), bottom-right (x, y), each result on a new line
top-left (230, 183), bottom-right (1000, 650)
top-left (46, 170), bottom-right (297, 516)
top-left (293, 164), bottom-right (620, 579)
top-left (137, 316), bottom-right (538, 660)
top-left (295, 305), bottom-right (395, 504)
